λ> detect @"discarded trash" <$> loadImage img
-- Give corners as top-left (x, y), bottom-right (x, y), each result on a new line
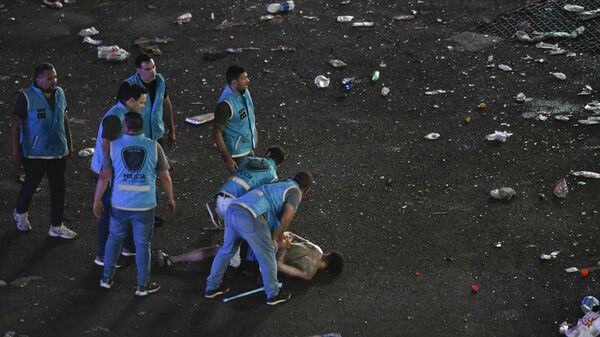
top-left (565, 267), bottom-right (579, 273)
top-left (415, 271), bottom-right (422, 276)
top-left (314, 75), bottom-right (330, 88)
top-left (394, 15), bottom-right (416, 21)
top-left (260, 15), bottom-right (275, 21)
top-left (329, 59), bottom-right (347, 68)
top-left (352, 22), bottom-right (374, 27)
top-left (581, 296), bottom-right (600, 313)
top-left (555, 115), bottom-right (570, 122)
top-left (424, 133), bottom-right (440, 140)
top-left (371, 71), bottom-right (380, 82)
top-left (490, 187), bottom-right (515, 200)
top-left (381, 87), bottom-right (390, 97)
top-left (494, 242), bottom-right (502, 248)
top-left (465, 116), bottom-right (472, 124)
top-left (215, 20), bottom-right (245, 30)
top-left (552, 177), bottom-right (569, 198)
top-left (0, 280), bottom-right (6, 287)
top-left (536, 112), bottom-right (549, 121)
top-left (550, 72), bottom-right (567, 80)
top-left (270, 45), bottom-right (295, 52)
top-left (176, 12), bottom-right (192, 24)
top-left (564, 4), bottom-right (585, 12)
top-left (572, 171), bottom-right (600, 179)
top-left (83, 36), bottom-right (103, 45)
top-left (11, 275), bottom-right (43, 287)
top-left (540, 251), bottom-right (560, 260)
top-left (536, 42), bottom-right (558, 50)
top-left (571, 26), bottom-right (586, 38)
top-left (515, 92), bottom-right (529, 103)
top-left (581, 269), bottom-right (590, 277)
top-left (584, 102), bottom-right (600, 111)
top-left (563, 311), bottom-right (600, 336)
top-left (578, 117), bottom-right (600, 125)
top-left (478, 102), bottom-right (487, 109)
top-left (77, 148), bottom-right (94, 157)
top-left (578, 85), bottom-right (593, 96)
top-left (134, 36), bottom-right (174, 55)
top-left (425, 89), bottom-right (446, 95)
top-left (336, 16), bottom-right (354, 22)
top-left (498, 64), bottom-right (512, 71)
top-left (485, 130), bottom-right (513, 143)
top-left (97, 46), bottom-right (129, 61)
top-left (78, 27), bottom-right (99, 37)
top-left (267, 1), bottom-right (294, 14)
top-left (185, 113), bottom-right (214, 125)
top-left (471, 284), bottom-right (480, 294)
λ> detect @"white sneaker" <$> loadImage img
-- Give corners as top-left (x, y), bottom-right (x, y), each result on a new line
top-left (13, 209), bottom-right (32, 232)
top-left (48, 224), bottom-right (78, 239)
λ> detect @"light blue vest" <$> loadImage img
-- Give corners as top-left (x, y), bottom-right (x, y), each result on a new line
top-left (20, 85), bottom-right (68, 158)
top-left (90, 102), bottom-right (128, 173)
top-left (218, 157), bottom-right (278, 199)
top-left (124, 73), bottom-right (165, 140)
top-left (217, 86), bottom-right (256, 157)
top-left (233, 180), bottom-right (300, 231)
top-left (110, 134), bottom-right (158, 211)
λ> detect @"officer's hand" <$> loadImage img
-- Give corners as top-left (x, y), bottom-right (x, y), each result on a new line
top-left (167, 130), bottom-right (176, 144)
top-left (93, 200), bottom-right (103, 219)
top-left (225, 157), bottom-right (238, 173)
top-left (167, 198), bottom-right (176, 213)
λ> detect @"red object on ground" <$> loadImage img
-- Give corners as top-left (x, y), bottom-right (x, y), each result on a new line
top-left (471, 284), bottom-right (480, 294)
top-left (581, 269), bottom-right (590, 277)
top-left (415, 271), bottom-right (421, 276)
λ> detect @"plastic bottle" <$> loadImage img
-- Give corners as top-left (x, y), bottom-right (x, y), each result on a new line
top-left (97, 46), bottom-right (129, 61)
top-left (267, 1), bottom-right (294, 14)
top-left (581, 296), bottom-right (600, 313)
top-left (371, 70), bottom-right (380, 82)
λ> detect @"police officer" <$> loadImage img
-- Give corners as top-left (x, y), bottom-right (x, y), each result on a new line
top-left (93, 112), bottom-right (175, 296)
top-left (11, 63), bottom-right (77, 239)
top-left (213, 65), bottom-right (257, 173)
top-left (90, 83), bottom-right (148, 266)
top-left (204, 172), bottom-right (313, 306)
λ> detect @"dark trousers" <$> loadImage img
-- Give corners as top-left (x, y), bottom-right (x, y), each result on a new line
top-left (16, 157), bottom-right (67, 226)
top-left (93, 173), bottom-right (134, 257)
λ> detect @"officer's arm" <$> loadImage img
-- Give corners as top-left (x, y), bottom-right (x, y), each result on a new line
top-left (158, 170), bottom-right (176, 212)
top-left (64, 110), bottom-right (73, 155)
top-left (213, 102), bottom-right (236, 172)
top-left (93, 167), bottom-right (112, 218)
top-left (162, 95), bottom-right (176, 143)
top-left (272, 203), bottom-right (296, 243)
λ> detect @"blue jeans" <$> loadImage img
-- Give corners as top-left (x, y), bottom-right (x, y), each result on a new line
top-left (103, 208), bottom-right (155, 286)
top-left (206, 205), bottom-right (279, 298)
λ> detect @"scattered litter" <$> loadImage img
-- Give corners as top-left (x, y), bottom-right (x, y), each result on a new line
top-left (582, 296), bottom-right (600, 313)
top-left (134, 36), bottom-right (174, 55)
top-left (77, 148), bottom-right (94, 157)
top-left (578, 85), bottom-right (593, 96)
top-left (83, 36), bottom-right (103, 45)
top-left (352, 22), bottom-right (374, 27)
top-left (97, 46), bottom-right (129, 61)
top-left (78, 27), bottom-right (99, 37)
top-left (571, 171), bottom-right (600, 179)
top-left (552, 177), bottom-right (569, 198)
top-left (84, 326), bottom-right (111, 333)
top-left (550, 72), bottom-right (567, 80)
top-left (564, 4), bottom-right (585, 12)
top-left (555, 115), bottom-right (570, 122)
top-left (394, 15), bottom-right (415, 21)
top-left (539, 251), bottom-right (560, 260)
top-left (567, 52), bottom-right (577, 57)
top-left (10, 275), bottom-right (43, 287)
top-left (425, 89), bottom-right (446, 95)
top-left (515, 92), bottom-right (530, 103)
top-left (329, 59), bottom-right (347, 68)
top-left (0, 280), bottom-right (6, 287)
top-left (562, 311), bottom-right (600, 336)
top-left (578, 117), bottom-right (600, 125)
top-left (267, 1), bottom-right (294, 14)
top-left (336, 16), bottom-right (354, 22)
top-left (215, 20), bottom-right (246, 30)
top-left (581, 269), bottom-right (590, 277)
top-left (147, 4), bottom-right (157, 10)
top-left (260, 15), bottom-right (275, 21)
top-left (270, 45), bottom-right (295, 52)
top-left (371, 70), bottom-right (380, 82)
top-left (176, 12), bottom-right (192, 25)
top-left (565, 267), bottom-right (579, 273)
top-left (536, 42), bottom-right (558, 50)
top-left (314, 75), bottom-right (330, 88)
top-left (185, 113), bottom-right (214, 125)
top-left (381, 87), bottom-right (390, 97)
top-left (471, 284), bottom-right (480, 294)
top-left (535, 58), bottom-right (547, 63)
top-left (424, 133), bottom-right (440, 140)
top-left (485, 130), bottom-right (513, 143)
top-left (584, 102), bottom-right (600, 111)
top-left (498, 64), bottom-right (512, 71)
top-left (494, 242), bottom-right (502, 248)
top-left (415, 271), bottom-right (422, 276)
top-left (490, 187), bottom-right (515, 200)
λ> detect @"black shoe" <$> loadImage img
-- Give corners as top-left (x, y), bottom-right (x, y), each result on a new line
top-left (266, 288), bottom-right (291, 306)
top-left (204, 285), bottom-right (229, 299)
top-left (154, 215), bottom-right (166, 227)
top-left (135, 281), bottom-right (161, 296)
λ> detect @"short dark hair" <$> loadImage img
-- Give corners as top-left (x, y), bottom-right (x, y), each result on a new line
top-left (226, 65), bottom-right (245, 84)
top-left (124, 112), bottom-right (143, 131)
top-left (324, 251), bottom-right (344, 274)
top-left (34, 63), bottom-right (55, 79)
top-left (118, 83), bottom-right (148, 104)
top-left (293, 171), bottom-right (313, 190)
top-left (266, 146), bottom-right (286, 166)
top-left (135, 54), bottom-right (153, 68)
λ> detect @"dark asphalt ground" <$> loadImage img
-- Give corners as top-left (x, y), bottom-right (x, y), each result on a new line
top-left (2, 0), bottom-right (600, 336)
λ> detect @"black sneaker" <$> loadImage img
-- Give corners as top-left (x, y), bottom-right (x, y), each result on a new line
top-left (266, 288), bottom-right (291, 306)
top-left (135, 281), bottom-right (161, 296)
top-left (204, 285), bottom-right (229, 299)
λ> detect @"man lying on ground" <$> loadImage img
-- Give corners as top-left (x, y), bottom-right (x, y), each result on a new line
top-left (156, 232), bottom-right (343, 280)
